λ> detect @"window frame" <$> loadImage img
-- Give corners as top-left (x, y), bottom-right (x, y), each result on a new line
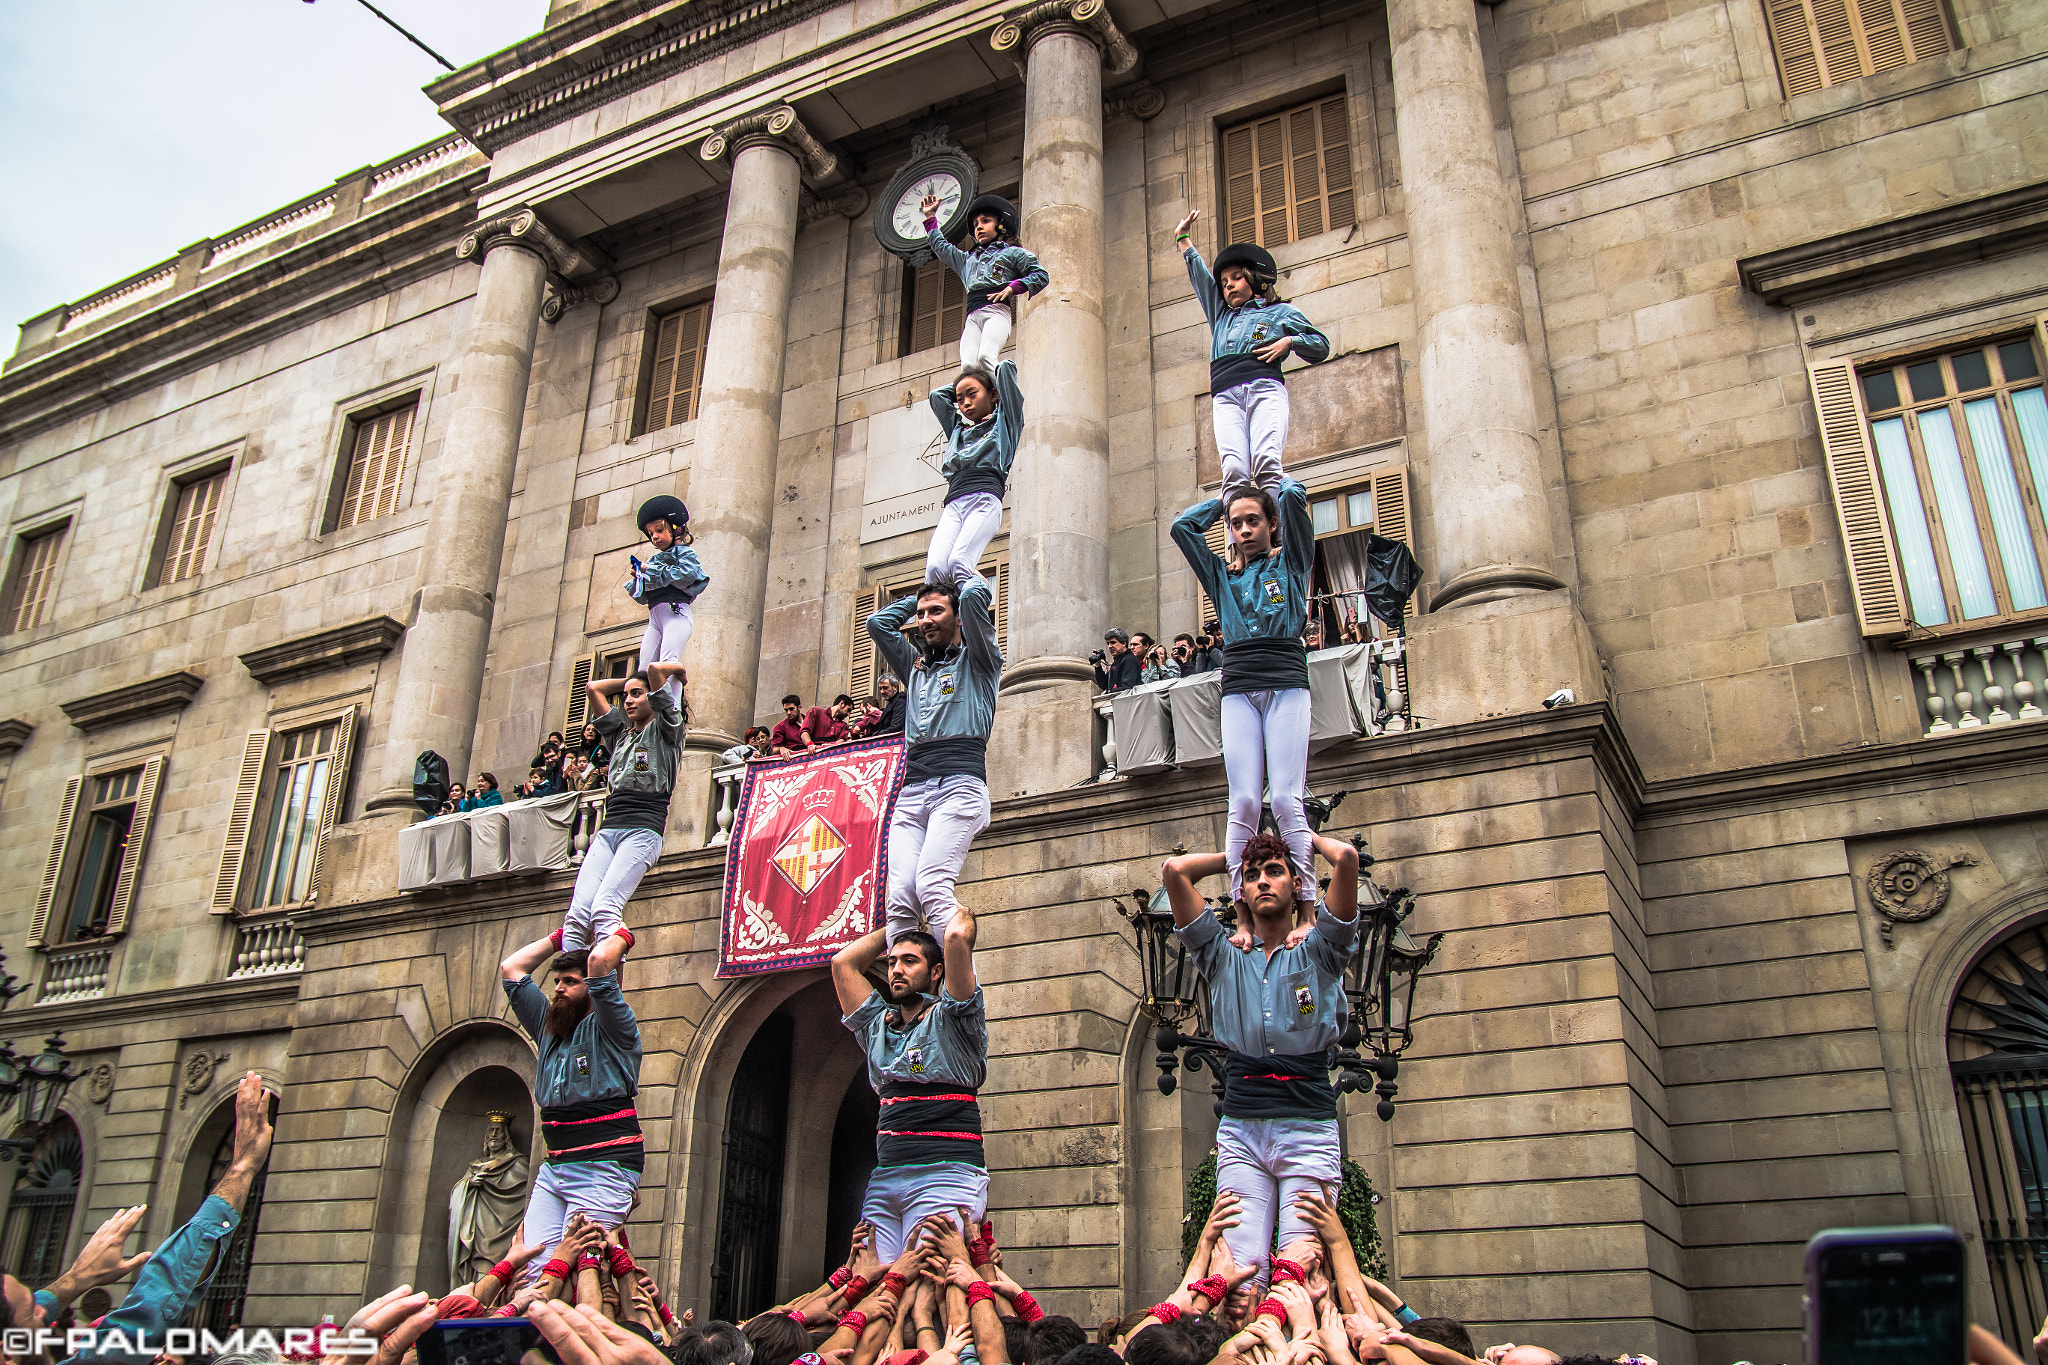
top-left (246, 715), bottom-right (354, 914)
top-left (1761, 0), bottom-right (1959, 99)
top-left (1215, 88), bottom-right (1359, 253)
top-left (60, 769), bottom-right (145, 945)
top-left (29, 752), bottom-right (166, 949)
top-left (3, 513), bottom-right (76, 638)
top-left (142, 444), bottom-right (240, 593)
top-left (635, 296), bottom-right (714, 437)
top-left (213, 703), bottom-right (358, 917)
top-left (846, 547), bottom-right (1011, 703)
top-left (315, 373), bottom-right (435, 540)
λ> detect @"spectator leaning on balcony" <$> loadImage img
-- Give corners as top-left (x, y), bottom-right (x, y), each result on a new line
top-left (721, 726), bottom-right (772, 765)
top-left (770, 696), bottom-right (811, 755)
top-left (1091, 628), bottom-right (1140, 692)
top-left (866, 673), bottom-right (906, 736)
top-left (461, 774), bottom-right (503, 811)
top-left (804, 695), bottom-right (856, 747)
top-left (1137, 634), bottom-right (1181, 685)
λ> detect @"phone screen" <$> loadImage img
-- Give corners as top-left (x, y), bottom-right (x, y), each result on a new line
top-left (1814, 1238), bottom-right (1967, 1364)
top-left (415, 1319), bottom-right (555, 1365)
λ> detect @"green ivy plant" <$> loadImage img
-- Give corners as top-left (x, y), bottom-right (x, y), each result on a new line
top-left (1182, 1150), bottom-right (1386, 1280)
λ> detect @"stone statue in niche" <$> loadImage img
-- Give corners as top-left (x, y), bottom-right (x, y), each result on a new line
top-left (448, 1112), bottom-right (528, 1287)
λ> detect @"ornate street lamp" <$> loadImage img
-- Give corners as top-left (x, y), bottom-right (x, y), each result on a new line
top-left (1114, 793), bottom-right (1444, 1122)
top-left (0, 948), bottom-right (25, 1009)
top-left (0, 1033), bottom-right (79, 1162)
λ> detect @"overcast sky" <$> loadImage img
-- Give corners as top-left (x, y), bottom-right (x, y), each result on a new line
top-left (0, 0), bottom-right (542, 340)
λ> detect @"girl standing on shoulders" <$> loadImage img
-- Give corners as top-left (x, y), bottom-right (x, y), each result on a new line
top-left (626, 495), bottom-right (709, 707)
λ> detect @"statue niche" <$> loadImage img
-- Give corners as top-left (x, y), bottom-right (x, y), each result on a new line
top-left (448, 1111), bottom-right (528, 1285)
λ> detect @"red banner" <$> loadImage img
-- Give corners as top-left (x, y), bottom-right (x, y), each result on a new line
top-left (717, 734), bottom-right (908, 977)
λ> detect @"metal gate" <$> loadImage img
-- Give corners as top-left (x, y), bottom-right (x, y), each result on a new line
top-left (1954, 1055), bottom-right (2048, 1345)
top-left (184, 1126), bottom-right (270, 1334)
top-left (5, 1125), bottom-right (80, 1286)
top-left (712, 1014), bottom-right (793, 1323)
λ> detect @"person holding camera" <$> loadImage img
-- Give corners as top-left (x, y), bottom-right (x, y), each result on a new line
top-left (1091, 628), bottom-right (1140, 692)
top-left (1170, 633), bottom-right (1208, 677)
top-left (1136, 632), bottom-right (1180, 684)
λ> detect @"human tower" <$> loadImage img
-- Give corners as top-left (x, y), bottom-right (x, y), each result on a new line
top-left (495, 191), bottom-right (1363, 1289)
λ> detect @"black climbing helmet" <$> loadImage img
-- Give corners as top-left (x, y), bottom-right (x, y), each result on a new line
top-left (1214, 242), bottom-right (1278, 291)
top-left (637, 494), bottom-right (689, 537)
top-left (964, 193), bottom-right (1019, 240)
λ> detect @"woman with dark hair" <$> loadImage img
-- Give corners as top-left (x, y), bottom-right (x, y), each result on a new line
top-left (1171, 208), bottom-right (1330, 500)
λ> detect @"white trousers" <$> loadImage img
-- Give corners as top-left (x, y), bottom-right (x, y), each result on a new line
top-left (1213, 378), bottom-right (1290, 499)
top-left (924, 492), bottom-right (1004, 590)
top-left (1214, 1116), bottom-right (1340, 1288)
top-left (638, 601), bottom-right (693, 705)
top-left (518, 1159), bottom-right (641, 1283)
top-left (861, 1162), bottom-right (989, 1261)
top-left (957, 304), bottom-right (1013, 369)
top-left (1221, 689), bottom-right (1316, 905)
top-left (562, 827), bottom-right (663, 950)
top-left (886, 774), bottom-right (991, 943)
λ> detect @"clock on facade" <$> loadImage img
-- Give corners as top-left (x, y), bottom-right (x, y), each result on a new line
top-left (872, 130), bottom-right (979, 267)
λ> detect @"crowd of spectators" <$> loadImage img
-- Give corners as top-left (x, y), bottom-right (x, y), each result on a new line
top-left (7, 1069), bottom-right (2047, 1365)
top-left (1091, 612), bottom-right (1391, 697)
top-left (720, 684), bottom-right (907, 765)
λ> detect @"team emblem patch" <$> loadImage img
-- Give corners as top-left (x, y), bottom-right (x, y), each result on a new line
top-left (1294, 985), bottom-right (1314, 1017)
top-left (906, 1046), bottom-right (927, 1074)
top-left (938, 672), bottom-right (957, 697)
top-left (575, 1053), bottom-right (591, 1077)
top-left (1263, 577), bottom-right (1286, 606)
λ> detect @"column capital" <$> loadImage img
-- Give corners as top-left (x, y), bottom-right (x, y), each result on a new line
top-left (700, 104), bottom-right (839, 183)
top-left (799, 183), bottom-right (872, 227)
top-left (456, 208), bottom-right (609, 282)
top-left (541, 273), bottom-right (621, 324)
top-left (991, 0), bottom-right (1139, 76)
top-left (1103, 81), bottom-right (1166, 122)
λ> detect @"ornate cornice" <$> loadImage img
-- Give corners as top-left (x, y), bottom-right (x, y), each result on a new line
top-left (700, 105), bottom-right (839, 183)
top-left (238, 615), bottom-right (406, 688)
top-left (800, 184), bottom-right (872, 227)
top-left (992, 0), bottom-right (1140, 76)
top-left (0, 718), bottom-right (31, 760)
top-left (60, 671), bottom-right (204, 734)
top-left (457, 207), bottom-right (610, 282)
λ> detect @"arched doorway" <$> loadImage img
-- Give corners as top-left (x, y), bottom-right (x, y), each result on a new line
top-left (422, 1066), bottom-right (534, 1295)
top-left (689, 975), bottom-right (877, 1321)
top-left (173, 1094), bottom-right (277, 1333)
top-left (1949, 917), bottom-right (2048, 1342)
top-left (2, 1117), bottom-right (81, 1284)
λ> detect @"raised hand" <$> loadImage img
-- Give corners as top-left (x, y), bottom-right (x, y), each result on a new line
top-left (1201, 1189), bottom-right (1244, 1251)
top-left (1175, 209), bottom-right (1200, 238)
top-left (322, 1289), bottom-right (437, 1365)
top-left (921, 194), bottom-right (942, 220)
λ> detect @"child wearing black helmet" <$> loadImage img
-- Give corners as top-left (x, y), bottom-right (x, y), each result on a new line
top-left (1173, 209), bottom-right (1331, 500)
top-left (920, 191), bottom-right (1049, 368)
top-left (627, 495), bottom-right (709, 705)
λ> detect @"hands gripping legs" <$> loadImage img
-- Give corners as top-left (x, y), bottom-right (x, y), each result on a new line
top-left (1214, 1115), bottom-right (1340, 1291)
top-left (885, 775), bottom-right (991, 944)
top-left (922, 492), bottom-right (1004, 591)
top-left (637, 602), bottom-right (693, 706)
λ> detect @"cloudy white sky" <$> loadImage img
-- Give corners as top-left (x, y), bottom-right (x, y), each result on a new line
top-left (0, 0), bottom-right (542, 339)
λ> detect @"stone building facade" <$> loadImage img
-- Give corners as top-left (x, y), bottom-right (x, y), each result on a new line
top-left (1, 0), bottom-right (2046, 1359)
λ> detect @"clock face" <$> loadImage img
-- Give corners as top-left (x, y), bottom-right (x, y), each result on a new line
top-left (893, 172), bottom-right (964, 241)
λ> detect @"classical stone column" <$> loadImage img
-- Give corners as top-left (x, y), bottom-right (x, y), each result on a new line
top-left (368, 211), bottom-right (574, 814)
top-left (985, 1), bottom-right (1135, 795)
top-left (1389, 0), bottom-right (1562, 608)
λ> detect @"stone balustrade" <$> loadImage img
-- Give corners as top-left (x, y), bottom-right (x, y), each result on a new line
top-left (1909, 636), bottom-right (2048, 735)
top-left (708, 764), bottom-right (745, 846)
top-left (39, 943), bottom-right (112, 1004)
top-left (230, 916), bottom-right (305, 977)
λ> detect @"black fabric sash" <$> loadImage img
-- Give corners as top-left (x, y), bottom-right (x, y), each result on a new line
top-left (1211, 353), bottom-right (1284, 394)
top-left (876, 1077), bottom-right (985, 1169)
top-left (540, 1097), bottom-right (646, 1170)
top-left (906, 734), bottom-right (988, 784)
top-left (1222, 1051), bottom-right (1337, 1121)
top-left (1221, 635), bottom-right (1309, 696)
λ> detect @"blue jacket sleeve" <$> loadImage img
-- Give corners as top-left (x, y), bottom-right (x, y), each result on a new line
top-left (868, 593), bottom-right (920, 683)
top-left (930, 382), bottom-right (960, 438)
top-left (926, 224), bottom-right (971, 281)
top-left (1277, 478), bottom-right (1315, 585)
top-left (503, 975), bottom-right (547, 1042)
top-left (586, 970), bottom-right (640, 1052)
top-left (1172, 498), bottom-right (1228, 606)
top-left (1277, 305), bottom-right (1330, 364)
top-left (959, 577), bottom-right (1002, 676)
top-left (1008, 247), bottom-right (1049, 297)
top-left (992, 360), bottom-right (1024, 480)
top-left (1183, 247), bottom-right (1221, 325)
top-left (70, 1196), bottom-right (243, 1362)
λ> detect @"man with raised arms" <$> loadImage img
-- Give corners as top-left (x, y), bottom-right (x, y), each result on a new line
top-left (1158, 827), bottom-right (1360, 1289)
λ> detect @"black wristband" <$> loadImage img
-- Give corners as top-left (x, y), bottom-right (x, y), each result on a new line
top-left (916, 1327), bottom-right (939, 1337)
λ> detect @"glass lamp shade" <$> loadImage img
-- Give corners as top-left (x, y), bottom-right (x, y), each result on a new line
top-left (1135, 888), bottom-right (1199, 1021)
top-left (20, 1033), bottom-right (76, 1130)
top-left (0, 1041), bottom-right (21, 1109)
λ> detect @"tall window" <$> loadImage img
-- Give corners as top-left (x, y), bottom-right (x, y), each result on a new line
top-left (849, 556), bottom-right (1010, 700)
top-left (252, 721), bottom-right (344, 909)
top-left (156, 468), bottom-right (227, 586)
top-left (1192, 470), bottom-right (1413, 639)
top-left (64, 770), bottom-right (142, 942)
top-left (335, 404), bottom-right (416, 531)
top-left (643, 302), bottom-right (711, 433)
top-left (1764, 0), bottom-right (1956, 96)
top-left (3, 1120), bottom-right (81, 1287)
top-left (1862, 338), bottom-right (2047, 627)
top-left (901, 261), bottom-right (966, 357)
top-left (6, 524), bottom-right (66, 634)
top-left (564, 646), bottom-right (641, 734)
top-left (1220, 93), bottom-right (1355, 250)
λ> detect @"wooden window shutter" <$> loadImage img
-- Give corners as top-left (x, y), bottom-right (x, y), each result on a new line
top-left (1898, 0), bottom-right (1954, 62)
top-left (646, 304), bottom-right (709, 432)
top-left (941, 272), bottom-right (966, 347)
top-left (1289, 106), bottom-right (1324, 239)
top-left (908, 263), bottom-right (967, 356)
top-left (1808, 360), bottom-right (1909, 636)
top-left (564, 654), bottom-right (597, 734)
top-left (850, 589), bottom-right (880, 695)
top-left (1319, 96), bottom-right (1356, 235)
top-left (161, 472), bottom-right (225, 586)
top-left (305, 708), bottom-right (357, 903)
top-left (1370, 466), bottom-right (1413, 546)
top-left (1223, 125), bottom-right (1257, 247)
top-left (1766, 0), bottom-right (1827, 94)
top-left (102, 756), bottom-right (164, 936)
top-left (212, 731), bottom-right (273, 914)
top-left (646, 312), bottom-right (683, 432)
top-left (1765, 0), bottom-right (1952, 95)
top-left (30, 778), bottom-right (83, 947)
top-left (992, 560), bottom-right (1010, 655)
top-left (1255, 116), bottom-right (1289, 247)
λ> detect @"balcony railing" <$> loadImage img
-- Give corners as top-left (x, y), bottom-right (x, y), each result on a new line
top-left (1909, 636), bottom-right (2048, 736)
top-left (38, 943), bottom-right (112, 1005)
top-left (709, 764), bottom-right (745, 845)
top-left (1093, 637), bottom-right (1409, 779)
top-left (229, 916), bottom-right (304, 978)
